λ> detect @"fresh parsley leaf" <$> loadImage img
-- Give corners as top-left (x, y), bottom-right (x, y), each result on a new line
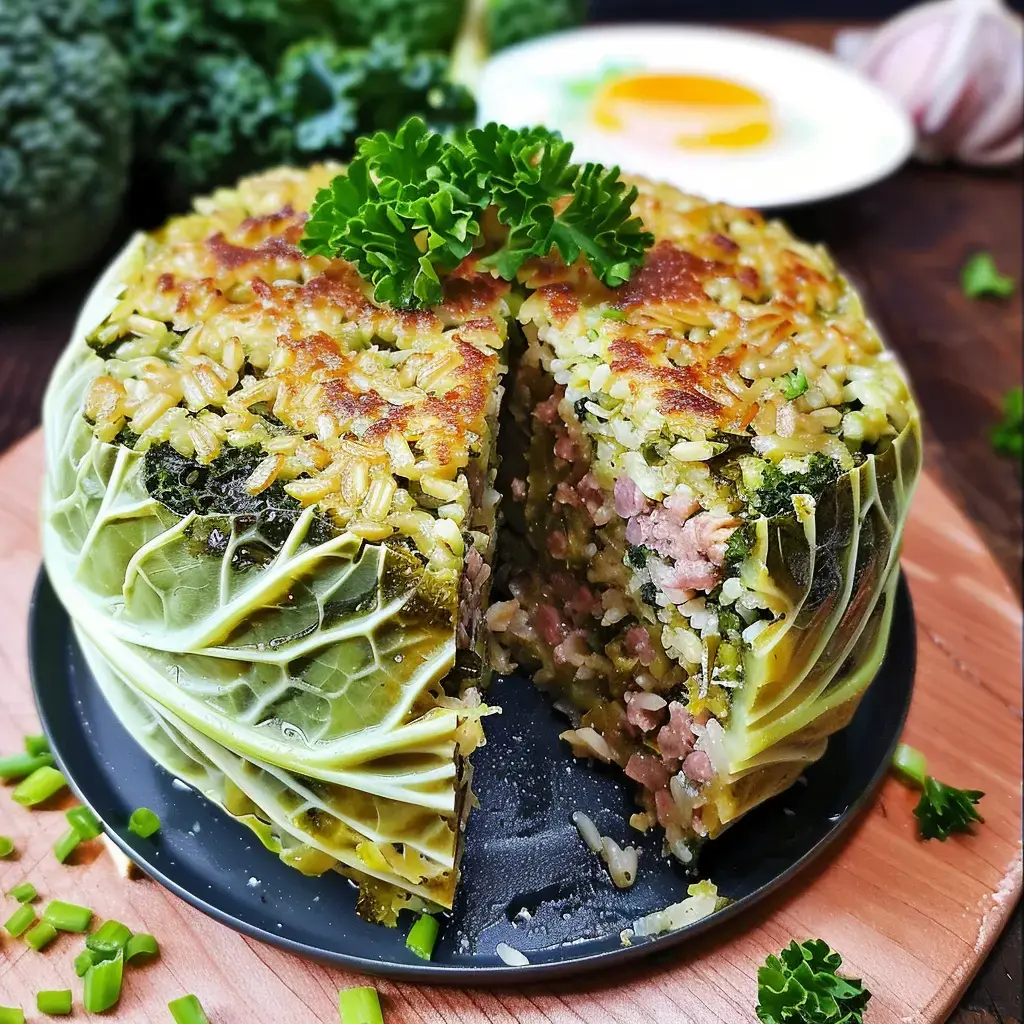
top-left (299, 117), bottom-right (654, 308)
top-left (756, 939), bottom-right (871, 1024)
top-left (961, 252), bottom-right (1015, 299)
top-left (992, 386), bottom-right (1022, 461)
top-left (890, 745), bottom-right (985, 841)
top-left (913, 777), bottom-right (984, 842)
top-left (776, 367), bottom-right (808, 400)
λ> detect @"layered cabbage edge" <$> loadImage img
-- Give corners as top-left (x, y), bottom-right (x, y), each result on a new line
top-left (42, 165), bottom-right (922, 922)
top-left (487, 181), bottom-right (922, 865)
top-left (42, 167), bottom-right (507, 924)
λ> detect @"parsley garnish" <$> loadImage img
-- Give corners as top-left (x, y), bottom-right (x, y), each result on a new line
top-left (300, 116), bottom-right (654, 308)
top-left (891, 743), bottom-right (985, 842)
top-left (756, 939), bottom-right (871, 1024)
top-left (914, 778), bottom-right (985, 841)
top-left (992, 386), bottom-right (1022, 461)
top-left (961, 252), bottom-right (1015, 299)
top-left (775, 367), bottom-right (808, 400)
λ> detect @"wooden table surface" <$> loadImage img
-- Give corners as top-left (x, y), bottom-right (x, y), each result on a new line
top-left (0, 20), bottom-right (1020, 1023)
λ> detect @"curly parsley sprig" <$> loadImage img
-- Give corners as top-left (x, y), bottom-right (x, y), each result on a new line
top-left (756, 939), bottom-right (871, 1024)
top-left (299, 116), bottom-right (654, 308)
top-left (892, 743), bottom-right (985, 842)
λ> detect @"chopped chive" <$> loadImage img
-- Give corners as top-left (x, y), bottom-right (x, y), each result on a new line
top-left (24, 735), bottom-right (50, 757)
top-left (12, 766), bottom-right (66, 807)
top-left (5, 904), bottom-right (36, 937)
top-left (127, 807), bottom-right (161, 839)
top-left (83, 951), bottom-right (124, 1013)
top-left (892, 743), bottom-right (929, 789)
top-left (7, 882), bottom-right (37, 903)
top-left (168, 994), bottom-right (210, 1024)
top-left (53, 827), bottom-right (83, 865)
top-left (87, 920), bottom-right (132, 954)
top-left (36, 990), bottom-right (72, 1016)
top-left (0, 1008), bottom-right (24, 1024)
top-left (66, 805), bottom-right (103, 840)
top-left (338, 986), bottom-right (384, 1024)
top-left (125, 932), bottom-right (159, 963)
top-left (0, 752), bottom-right (54, 782)
top-left (43, 900), bottom-right (93, 933)
top-left (25, 921), bottom-right (58, 951)
top-left (0, 836), bottom-right (13, 858)
top-left (406, 913), bottom-right (440, 961)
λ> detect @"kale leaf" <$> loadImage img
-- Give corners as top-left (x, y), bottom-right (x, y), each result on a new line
top-left (141, 442), bottom-right (331, 552)
top-left (98, 0), bottom-right (475, 210)
top-left (749, 455), bottom-right (840, 520)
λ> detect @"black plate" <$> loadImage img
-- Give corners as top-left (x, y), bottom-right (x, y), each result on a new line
top-left (29, 569), bottom-right (915, 983)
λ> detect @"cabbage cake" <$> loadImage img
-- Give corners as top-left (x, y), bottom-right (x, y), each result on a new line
top-left (42, 129), bottom-right (921, 925)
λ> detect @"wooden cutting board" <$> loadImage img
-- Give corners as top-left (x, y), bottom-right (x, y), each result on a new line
top-left (0, 430), bottom-right (1020, 1023)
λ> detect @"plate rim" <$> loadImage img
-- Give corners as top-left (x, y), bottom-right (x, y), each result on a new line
top-left (476, 22), bottom-right (916, 210)
top-left (28, 567), bottom-right (915, 984)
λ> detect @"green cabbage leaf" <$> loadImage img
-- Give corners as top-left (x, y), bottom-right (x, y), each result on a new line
top-left (710, 408), bottom-right (923, 830)
top-left (41, 240), bottom-right (484, 914)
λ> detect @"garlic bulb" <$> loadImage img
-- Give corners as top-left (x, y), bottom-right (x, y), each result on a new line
top-left (836, 0), bottom-right (1023, 166)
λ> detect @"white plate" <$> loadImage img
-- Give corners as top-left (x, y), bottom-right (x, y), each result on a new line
top-left (475, 25), bottom-right (915, 209)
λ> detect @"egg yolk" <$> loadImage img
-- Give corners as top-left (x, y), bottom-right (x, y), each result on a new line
top-left (591, 73), bottom-right (773, 150)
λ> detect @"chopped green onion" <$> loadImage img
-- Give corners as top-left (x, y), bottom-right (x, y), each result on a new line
top-left (962, 251), bottom-right (1015, 299)
top-left (66, 805), bottom-right (103, 840)
top-left (24, 735), bottom-right (50, 757)
top-left (36, 990), bottom-right (72, 1016)
top-left (83, 951), bottom-right (124, 1013)
top-left (43, 900), bottom-right (93, 933)
top-left (776, 366), bottom-right (809, 400)
top-left (125, 932), bottom-right (160, 963)
top-left (128, 807), bottom-right (161, 839)
top-left (7, 882), bottom-right (37, 903)
top-left (892, 743), bottom-right (928, 788)
top-left (53, 828), bottom-right (83, 865)
top-left (12, 766), bottom-right (66, 807)
top-left (5, 904), bottom-right (36, 937)
top-left (0, 1007), bottom-right (25, 1024)
top-left (74, 949), bottom-right (104, 977)
top-left (168, 994), bottom-right (210, 1024)
top-left (338, 986), bottom-right (384, 1024)
top-left (87, 920), bottom-right (132, 954)
top-left (406, 913), bottom-right (440, 961)
top-left (25, 921), bottom-right (59, 951)
top-left (602, 309), bottom-right (628, 321)
top-left (0, 752), bottom-right (54, 782)
top-left (0, 836), bottom-right (13, 858)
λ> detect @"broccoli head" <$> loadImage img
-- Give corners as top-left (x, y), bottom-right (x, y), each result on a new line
top-left (0, 0), bottom-right (131, 299)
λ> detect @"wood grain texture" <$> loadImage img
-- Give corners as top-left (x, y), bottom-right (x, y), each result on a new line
top-left (0, 430), bottom-right (1020, 1022)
